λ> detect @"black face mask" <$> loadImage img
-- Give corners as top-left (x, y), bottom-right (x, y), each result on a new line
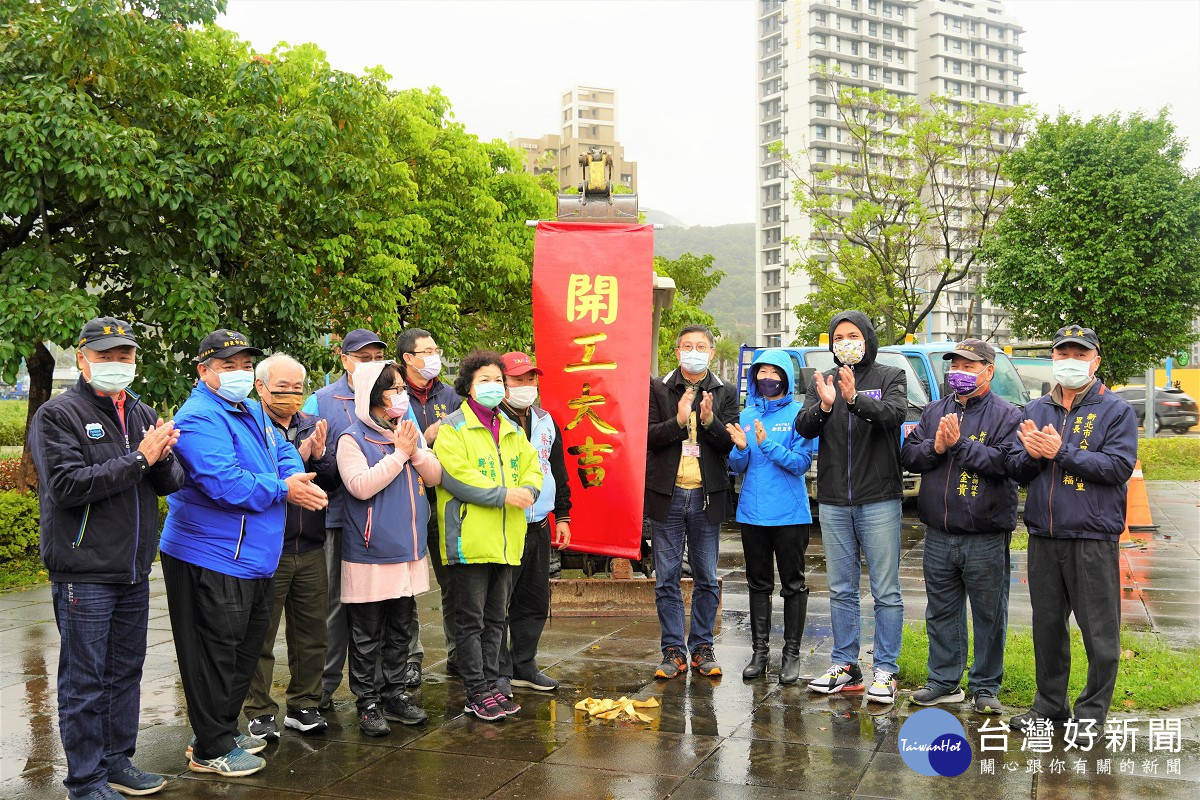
top-left (757, 377), bottom-right (785, 398)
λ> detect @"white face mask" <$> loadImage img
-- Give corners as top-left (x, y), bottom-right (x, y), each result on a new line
top-left (417, 354), bottom-right (442, 381)
top-left (1052, 356), bottom-right (1096, 389)
top-left (85, 357), bottom-right (136, 394)
top-left (832, 338), bottom-right (866, 366)
top-left (679, 350), bottom-right (711, 375)
top-left (506, 385), bottom-right (539, 409)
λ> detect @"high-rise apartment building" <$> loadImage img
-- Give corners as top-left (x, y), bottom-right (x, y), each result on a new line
top-left (512, 86), bottom-right (638, 193)
top-left (755, 0), bottom-right (1024, 347)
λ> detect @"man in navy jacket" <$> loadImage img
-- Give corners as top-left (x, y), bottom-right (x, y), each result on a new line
top-left (160, 330), bottom-right (327, 778)
top-left (901, 339), bottom-right (1022, 715)
top-left (1006, 325), bottom-right (1137, 730)
top-left (31, 316), bottom-right (185, 800)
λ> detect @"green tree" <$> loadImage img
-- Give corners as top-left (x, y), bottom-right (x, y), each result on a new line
top-left (981, 111), bottom-right (1200, 385)
top-left (782, 74), bottom-right (1031, 345)
top-left (654, 252), bottom-right (726, 373)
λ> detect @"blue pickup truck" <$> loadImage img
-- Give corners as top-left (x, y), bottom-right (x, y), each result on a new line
top-left (735, 344), bottom-right (930, 498)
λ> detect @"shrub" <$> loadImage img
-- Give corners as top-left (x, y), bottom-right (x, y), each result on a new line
top-left (0, 421), bottom-right (24, 447)
top-left (0, 491), bottom-right (40, 562)
top-left (0, 458), bottom-right (20, 491)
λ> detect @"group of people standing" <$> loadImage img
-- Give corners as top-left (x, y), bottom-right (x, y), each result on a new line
top-left (33, 319), bottom-right (571, 799)
top-left (646, 316), bottom-right (1136, 736)
top-left (32, 309), bottom-right (1137, 800)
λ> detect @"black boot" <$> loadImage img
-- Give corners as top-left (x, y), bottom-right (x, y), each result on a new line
top-left (779, 591), bottom-right (808, 685)
top-left (742, 593), bottom-right (771, 680)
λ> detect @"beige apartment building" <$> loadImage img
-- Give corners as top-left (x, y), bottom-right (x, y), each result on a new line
top-left (511, 86), bottom-right (638, 193)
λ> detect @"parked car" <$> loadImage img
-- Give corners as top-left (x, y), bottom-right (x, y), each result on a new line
top-left (1112, 386), bottom-right (1198, 434)
top-left (1010, 356), bottom-right (1055, 399)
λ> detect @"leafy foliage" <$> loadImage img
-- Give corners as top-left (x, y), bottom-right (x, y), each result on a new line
top-left (0, 491), bottom-right (39, 562)
top-left (653, 253), bottom-right (726, 373)
top-left (981, 111), bottom-right (1200, 384)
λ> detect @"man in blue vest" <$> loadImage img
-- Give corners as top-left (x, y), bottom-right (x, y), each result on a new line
top-left (495, 351), bottom-right (572, 695)
top-left (301, 329), bottom-right (387, 709)
top-left (161, 330), bottom-right (328, 778)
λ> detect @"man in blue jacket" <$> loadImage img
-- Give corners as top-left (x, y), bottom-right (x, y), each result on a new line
top-left (161, 330), bottom-right (328, 778)
top-left (901, 339), bottom-right (1022, 715)
top-left (1006, 325), bottom-right (1137, 731)
top-left (31, 316), bottom-right (185, 800)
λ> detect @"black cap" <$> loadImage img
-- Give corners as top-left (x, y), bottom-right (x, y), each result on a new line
top-left (341, 328), bottom-right (386, 354)
top-left (1053, 325), bottom-right (1100, 352)
top-left (78, 317), bottom-right (139, 351)
top-left (197, 329), bottom-right (263, 362)
top-left (942, 338), bottom-right (995, 364)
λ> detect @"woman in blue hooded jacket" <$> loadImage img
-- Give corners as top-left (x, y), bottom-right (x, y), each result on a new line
top-left (727, 349), bottom-right (815, 684)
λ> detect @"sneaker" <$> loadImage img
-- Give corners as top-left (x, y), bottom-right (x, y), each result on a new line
top-left (489, 687), bottom-right (521, 717)
top-left (247, 714), bottom-right (279, 741)
top-left (866, 670), bottom-right (897, 704)
top-left (107, 765), bottom-right (166, 796)
top-left (493, 676), bottom-right (514, 699)
top-left (690, 644), bottom-right (722, 677)
top-left (973, 689), bottom-right (1003, 715)
top-left (188, 747), bottom-right (266, 777)
top-left (911, 685), bottom-right (966, 706)
top-left (382, 693), bottom-right (428, 726)
top-left (68, 785), bottom-right (122, 800)
top-left (402, 661), bottom-right (422, 688)
top-left (464, 691), bottom-right (506, 722)
top-left (808, 663), bottom-right (865, 694)
top-left (654, 646), bottom-right (688, 680)
top-left (318, 689), bottom-right (334, 712)
top-left (284, 707), bottom-right (328, 735)
top-left (185, 733), bottom-right (266, 758)
top-left (358, 703), bottom-right (391, 737)
top-left (511, 669), bottom-right (559, 692)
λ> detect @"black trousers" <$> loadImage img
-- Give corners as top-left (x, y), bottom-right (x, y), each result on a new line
top-left (345, 597), bottom-right (414, 711)
top-left (500, 520), bottom-right (551, 680)
top-left (1028, 535), bottom-right (1121, 724)
top-left (452, 563), bottom-right (515, 697)
top-left (427, 514), bottom-right (458, 665)
top-left (740, 523), bottom-right (809, 597)
top-left (162, 553), bottom-right (272, 761)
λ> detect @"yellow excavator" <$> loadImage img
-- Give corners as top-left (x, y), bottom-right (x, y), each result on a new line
top-left (555, 147), bottom-right (639, 223)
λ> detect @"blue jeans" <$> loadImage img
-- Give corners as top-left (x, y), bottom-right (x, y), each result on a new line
top-left (652, 487), bottom-right (721, 652)
top-left (52, 579), bottom-right (149, 796)
top-left (922, 527), bottom-right (1010, 695)
top-left (819, 499), bottom-right (903, 674)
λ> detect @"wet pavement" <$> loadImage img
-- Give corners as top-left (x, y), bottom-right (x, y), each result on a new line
top-left (2, 482), bottom-right (1197, 799)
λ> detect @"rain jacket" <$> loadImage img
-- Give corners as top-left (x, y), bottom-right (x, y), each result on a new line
top-left (31, 377), bottom-right (185, 584)
top-left (795, 311), bottom-right (907, 506)
top-left (728, 349), bottom-right (815, 526)
top-left (160, 381), bottom-right (305, 579)
top-left (901, 389), bottom-right (1022, 536)
top-left (1007, 381), bottom-right (1138, 541)
top-left (433, 400), bottom-right (543, 565)
top-left (338, 360), bottom-right (439, 565)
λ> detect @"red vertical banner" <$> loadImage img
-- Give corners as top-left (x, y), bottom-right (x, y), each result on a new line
top-left (532, 222), bottom-right (654, 560)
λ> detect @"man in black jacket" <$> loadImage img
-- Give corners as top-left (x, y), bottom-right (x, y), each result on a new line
top-left (30, 317), bottom-right (185, 800)
top-left (796, 311), bottom-right (906, 704)
top-left (646, 325), bottom-right (738, 680)
top-left (901, 339), bottom-right (1022, 715)
top-left (243, 353), bottom-right (340, 740)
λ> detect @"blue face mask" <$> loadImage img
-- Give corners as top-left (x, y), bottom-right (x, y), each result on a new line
top-left (214, 369), bottom-right (255, 403)
top-left (679, 350), bottom-right (710, 375)
top-left (473, 382), bottom-right (507, 409)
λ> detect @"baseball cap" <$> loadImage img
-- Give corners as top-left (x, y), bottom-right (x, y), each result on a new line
top-left (78, 317), bottom-right (139, 351)
top-left (502, 351), bottom-right (543, 377)
top-left (197, 329), bottom-right (263, 362)
top-left (942, 338), bottom-right (995, 364)
top-left (341, 328), bottom-right (386, 354)
top-left (1053, 325), bottom-right (1100, 352)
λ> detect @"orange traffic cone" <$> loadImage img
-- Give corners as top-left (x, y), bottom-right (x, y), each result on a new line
top-left (1121, 459), bottom-right (1156, 538)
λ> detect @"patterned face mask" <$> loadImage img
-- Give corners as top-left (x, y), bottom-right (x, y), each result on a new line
top-left (832, 338), bottom-right (866, 366)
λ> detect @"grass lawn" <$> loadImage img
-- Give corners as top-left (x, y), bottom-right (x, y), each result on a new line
top-left (0, 399), bottom-right (27, 426)
top-left (1139, 437), bottom-right (1200, 481)
top-left (897, 621), bottom-right (1200, 711)
top-left (0, 556), bottom-right (47, 591)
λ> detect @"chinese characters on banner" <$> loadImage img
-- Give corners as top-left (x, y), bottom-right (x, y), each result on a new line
top-left (532, 222), bottom-right (654, 559)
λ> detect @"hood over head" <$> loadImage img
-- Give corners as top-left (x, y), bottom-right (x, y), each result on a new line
top-left (350, 359), bottom-right (393, 435)
top-left (828, 310), bottom-right (879, 369)
top-left (747, 348), bottom-right (797, 407)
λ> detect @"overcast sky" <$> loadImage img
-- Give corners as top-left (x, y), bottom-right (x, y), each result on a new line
top-left (218, 0), bottom-right (1200, 228)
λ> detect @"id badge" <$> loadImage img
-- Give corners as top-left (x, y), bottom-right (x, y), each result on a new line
top-left (682, 442), bottom-right (701, 458)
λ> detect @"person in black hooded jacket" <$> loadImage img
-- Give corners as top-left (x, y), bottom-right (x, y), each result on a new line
top-left (795, 310), bottom-right (906, 704)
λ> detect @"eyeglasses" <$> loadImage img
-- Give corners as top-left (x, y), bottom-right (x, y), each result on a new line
top-left (411, 347), bottom-right (443, 357)
top-left (346, 352), bottom-right (387, 362)
top-left (678, 344), bottom-right (712, 353)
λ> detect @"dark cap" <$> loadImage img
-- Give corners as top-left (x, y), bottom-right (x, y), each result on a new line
top-left (942, 338), bottom-right (995, 364)
top-left (341, 328), bottom-right (386, 354)
top-left (502, 351), bottom-right (543, 377)
top-left (197, 329), bottom-right (263, 362)
top-left (1053, 325), bottom-right (1100, 352)
top-left (78, 317), bottom-right (139, 351)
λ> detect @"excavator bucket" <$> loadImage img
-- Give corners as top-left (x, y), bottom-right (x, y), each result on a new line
top-left (556, 147), bottom-right (639, 223)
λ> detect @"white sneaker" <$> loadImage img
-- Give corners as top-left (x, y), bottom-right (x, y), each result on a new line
top-left (807, 663), bottom-right (865, 694)
top-left (866, 670), bottom-right (897, 704)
